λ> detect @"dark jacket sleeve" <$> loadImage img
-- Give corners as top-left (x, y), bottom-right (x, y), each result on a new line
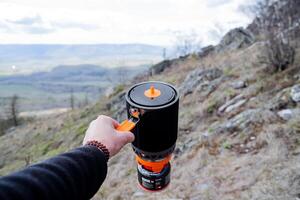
top-left (0, 145), bottom-right (108, 200)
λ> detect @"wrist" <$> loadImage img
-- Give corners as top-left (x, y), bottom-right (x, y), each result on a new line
top-left (85, 140), bottom-right (110, 161)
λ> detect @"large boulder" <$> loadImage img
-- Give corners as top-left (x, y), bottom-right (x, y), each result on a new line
top-left (214, 109), bottom-right (277, 135)
top-left (216, 28), bottom-right (255, 53)
top-left (266, 87), bottom-right (293, 111)
top-left (230, 80), bottom-right (248, 89)
top-left (277, 109), bottom-right (300, 121)
top-left (291, 84), bottom-right (300, 102)
top-left (149, 60), bottom-right (171, 75)
top-left (218, 94), bottom-right (248, 113)
top-left (197, 45), bottom-right (215, 58)
top-left (179, 68), bottom-right (223, 97)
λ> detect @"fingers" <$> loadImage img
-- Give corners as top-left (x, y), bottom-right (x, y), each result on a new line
top-left (95, 115), bottom-right (135, 144)
top-left (111, 119), bottom-right (120, 128)
top-left (126, 132), bottom-right (135, 142)
top-left (97, 115), bottom-right (119, 128)
top-left (85, 114), bottom-right (136, 157)
top-left (119, 131), bottom-right (135, 144)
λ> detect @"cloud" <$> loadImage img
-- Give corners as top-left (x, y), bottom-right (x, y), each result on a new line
top-left (25, 26), bottom-right (54, 34)
top-left (2, 15), bottom-right (54, 34)
top-left (2, 13), bottom-right (99, 35)
top-left (0, 0), bottom-right (253, 45)
top-left (6, 15), bottom-right (42, 25)
top-left (0, 22), bottom-right (11, 33)
top-left (52, 22), bottom-right (99, 31)
top-left (206, 0), bottom-right (233, 7)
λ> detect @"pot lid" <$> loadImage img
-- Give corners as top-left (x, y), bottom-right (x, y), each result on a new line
top-left (128, 82), bottom-right (177, 107)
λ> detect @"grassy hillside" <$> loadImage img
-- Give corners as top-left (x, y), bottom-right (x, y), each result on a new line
top-left (1, 2), bottom-right (300, 199)
top-left (1, 38), bottom-right (300, 199)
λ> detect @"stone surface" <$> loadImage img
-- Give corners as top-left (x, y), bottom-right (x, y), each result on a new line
top-left (218, 94), bottom-right (247, 113)
top-left (224, 99), bottom-right (247, 113)
top-left (197, 45), bottom-right (215, 58)
top-left (277, 109), bottom-right (300, 121)
top-left (179, 68), bottom-right (223, 97)
top-left (132, 191), bottom-right (145, 197)
top-left (195, 77), bottom-right (225, 101)
top-left (278, 109), bottom-right (293, 121)
top-left (216, 27), bottom-right (255, 53)
top-left (230, 80), bottom-right (247, 89)
top-left (291, 84), bottom-right (300, 102)
top-left (149, 60), bottom-right (171, 75)
top-left (266, 88), bottom-right (293, 111)
top-left (216, 109), bottom-right (278, 134)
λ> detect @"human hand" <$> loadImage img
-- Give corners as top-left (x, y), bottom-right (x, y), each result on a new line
top-left (83, 115), bottom-right (135, 157)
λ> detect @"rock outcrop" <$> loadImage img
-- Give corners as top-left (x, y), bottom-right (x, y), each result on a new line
top-left (216, 109), bottom-right (278, 134)
top-left (218, 94), bottom-right (248, 113)
top-left (149, 60), bottom-right (171, 75)
top-left (179, 68), bottom-right (223, 97)
top-left (291, 84), bottom-right (300, 102)
top-left (277, 108), bottom-right (300, 121)
top-left (216, 28), bottom-right (255, 53)
top-left (197, 45), bottom-right (215, 58)
top-left (230, 80), bottom-right (247, 89)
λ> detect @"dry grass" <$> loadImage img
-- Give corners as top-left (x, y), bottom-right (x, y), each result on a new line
top-left (1, 37), bottom-right (300, 199)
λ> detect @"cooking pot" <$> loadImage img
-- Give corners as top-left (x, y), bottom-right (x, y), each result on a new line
top-left (117, 81), bottom-right (179, 191)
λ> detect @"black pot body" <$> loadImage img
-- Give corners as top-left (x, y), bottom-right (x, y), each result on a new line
top-left (125, 81), bottom-right (179, 160)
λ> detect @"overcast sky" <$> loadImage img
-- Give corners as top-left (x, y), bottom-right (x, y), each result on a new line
top-left (0, 0), bottom-right (254, 46)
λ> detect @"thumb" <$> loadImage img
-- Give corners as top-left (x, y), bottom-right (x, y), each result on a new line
top-left (118, 131), bottom-right (135, 144)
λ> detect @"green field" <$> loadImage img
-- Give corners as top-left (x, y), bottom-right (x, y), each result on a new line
top-left (0, 83), bottom-right (102, 115)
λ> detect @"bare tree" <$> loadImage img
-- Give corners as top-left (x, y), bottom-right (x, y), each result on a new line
top-left (173, 31), bottom-right (202, 57)
top-left (1, 96), bottom-right (18, 134)
top-left (70, 90), bottom-right (75, 110)
top-left (0, 119), bottom-right (7, 135)
top-left (265, 34), bottom-right (295, 71)
top-left (117, 67), bottom-right (128, 83)
top-left (253, 0), bottom-right (296, 71)
top-left (9, 95), bottom-right (19, 126)
top-left (162, 48), bottom-right (167, 60)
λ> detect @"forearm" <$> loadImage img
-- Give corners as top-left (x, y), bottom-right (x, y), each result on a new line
top-left (0, 146), bottom-right (107, 200)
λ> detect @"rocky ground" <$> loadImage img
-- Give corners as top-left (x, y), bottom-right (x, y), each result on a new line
top-left (1, 2), bottom-right (300, 199)
top-left (96, 28), bottom-right (300, 200)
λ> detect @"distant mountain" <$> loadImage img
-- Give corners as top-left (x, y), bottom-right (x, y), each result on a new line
top-left (0, 44), bottom-right (163, 59)
top-left (1, 64), bottom-right (109, 83)
top-left (0, 44), bottom-right (163, 74)
top-left (0, 64), bottom-right (146, 93)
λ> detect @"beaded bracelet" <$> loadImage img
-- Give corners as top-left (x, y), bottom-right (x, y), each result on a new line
top-left (86, 140), bottom-right (110, 161)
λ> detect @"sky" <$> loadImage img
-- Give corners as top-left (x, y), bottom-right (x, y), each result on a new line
top-left (0, 0), bottom-right (255, 46)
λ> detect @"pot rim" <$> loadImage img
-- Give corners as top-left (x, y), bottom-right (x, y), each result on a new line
top-left (125, 81), bottom-right (179, 110)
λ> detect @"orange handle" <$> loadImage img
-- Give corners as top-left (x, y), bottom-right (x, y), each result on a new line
top-left (116, 119), bottom-right (136, 131)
